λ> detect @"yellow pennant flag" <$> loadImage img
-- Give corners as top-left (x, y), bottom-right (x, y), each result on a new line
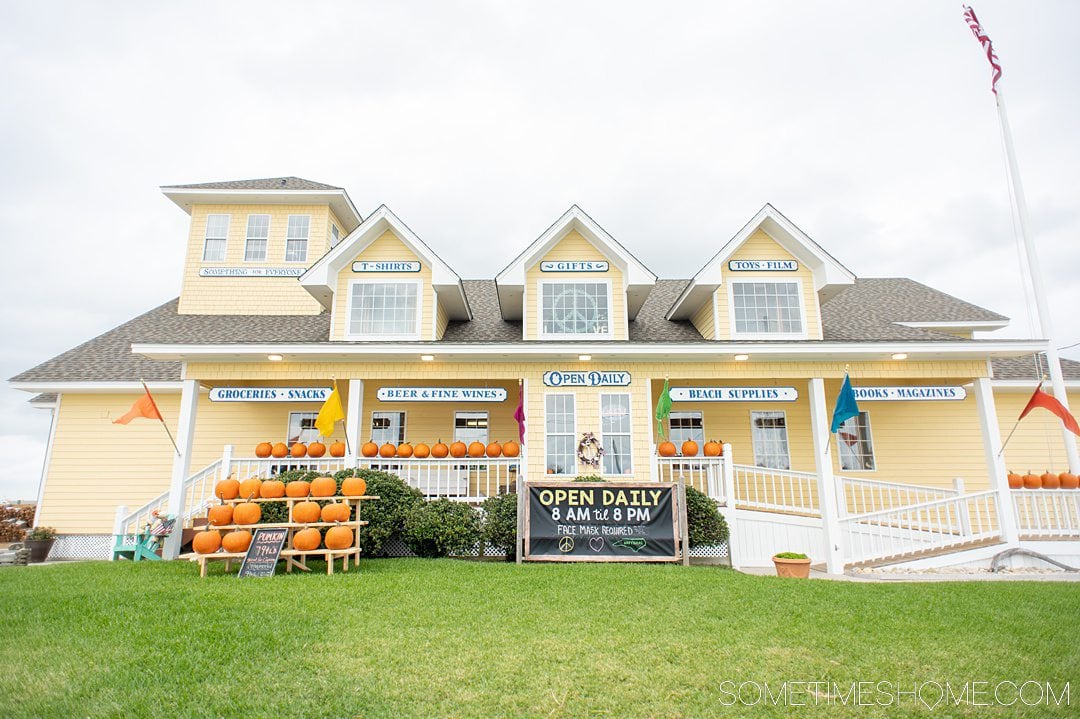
top-left (314, 383), bottom-right (345, 437)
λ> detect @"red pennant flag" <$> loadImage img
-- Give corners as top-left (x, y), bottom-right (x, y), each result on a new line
top-left (113, 388), bottom-right (164, 425)
top-left (1019, 383), bottom-right (1080, 436)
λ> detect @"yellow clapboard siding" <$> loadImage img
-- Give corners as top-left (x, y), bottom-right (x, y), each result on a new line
top-left (691, 292), bottom-right (717, 340)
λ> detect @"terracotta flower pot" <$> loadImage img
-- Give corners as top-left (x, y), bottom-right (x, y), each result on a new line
top-left (772, 555), bottom-right (811, 578)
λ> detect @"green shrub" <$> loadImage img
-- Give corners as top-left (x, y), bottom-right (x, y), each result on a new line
top-left (403, 499), bottom-right (481, 558)
top-left (685, 486), bottom-right (729, 547)
top-left (259, 470), bottom-right (324, 524)
top-left (573, 475), bottom-right (605, 482)
top-left (334, 469), bottom-right (424, 557)
top-left (480, 493), bottom-right (518, 560)
top-left (774, 551), bottom-right (808, 560)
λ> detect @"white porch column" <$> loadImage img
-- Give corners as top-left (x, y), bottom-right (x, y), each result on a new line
top-left (720, 444), bottom-right (745, 569)
top-left (646, 377), bottom-right (659, 481)
top-left (162, 379), bottom-right (200, 560)
top-left (973, 377), bottom-right (1020, 544)
top-left (808, 378), bottom-right (845, 575)
top-left (346, 379), bottom-right (364, 466)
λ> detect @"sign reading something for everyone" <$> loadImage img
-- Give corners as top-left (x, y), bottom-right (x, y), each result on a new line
top-left (539, 260), bottom-right (609, 272)
top-left (727, 259), bottom-right (799, 272)
top-left (351, 260), bottom-right (422, 273)
top-left (376, 387), bottom-right (507, 402)
top-left (670, 386), bottom-right (799, 402)
top-left (853, 386), bottom-right (967, 401)
top-left (209, 387), bottom-right (332, 403)
top-left (199, 267), bottom-right (305, 278)
top-left (543, 371), bottom-right (631, 387)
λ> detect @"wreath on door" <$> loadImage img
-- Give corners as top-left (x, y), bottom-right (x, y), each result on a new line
top-left (577, 432), bottom-right (605, 468)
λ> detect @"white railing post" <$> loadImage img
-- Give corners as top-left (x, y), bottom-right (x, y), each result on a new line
top-left (111, 505), bottom-right (128, 560)
top-left (346, 379), bottom-right (364, 465)
top-left (162, 379), bottom-right (199, 560)
top-left (973, 377), bottom-right (1020, 545)
top-left (808, 378), bottom-right (845, 575)
top-left (953, 477), bottom-right (972, 537)
top-left (650, 448), bottom-right (660, 482)
top-left (719, 445), bottom-right (746, 569)
top-left (221, 444), bottom-right (234, 480)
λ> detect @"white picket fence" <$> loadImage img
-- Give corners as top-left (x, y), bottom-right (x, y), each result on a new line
top-left (1013, 490), bottom-right (1080, 538)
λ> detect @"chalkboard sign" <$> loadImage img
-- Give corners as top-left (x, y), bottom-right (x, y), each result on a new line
top-left (524, 481), bottom-right (683, 562)
top-left (238, 528), bottom-right (288, 578)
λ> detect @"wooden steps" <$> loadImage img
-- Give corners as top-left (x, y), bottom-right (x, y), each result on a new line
top-left (848, 537), bottom-right (1004, 569)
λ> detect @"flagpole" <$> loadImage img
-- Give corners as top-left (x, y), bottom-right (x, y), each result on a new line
top-left (141, 379), bottom-right (180, 457)
top-left (336, 379), bottom-right (351, 457)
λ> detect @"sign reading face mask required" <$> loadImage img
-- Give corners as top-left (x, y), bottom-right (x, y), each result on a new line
top-left (524, 481), bottom-right (681, 562)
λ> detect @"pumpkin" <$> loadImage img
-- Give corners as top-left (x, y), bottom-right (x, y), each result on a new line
top-left (233, 501), bottom-right (262, 525)
top-left (361, 441), bottom-right (379, 458)
top-left (207, 504), bottom-right (234, 527)
top-left (1041, 470), bottom-right (1060, 490)
top-left (291, 442), bottom-right (308, 458)
top-left (703, 440), bottom-right (723, 457)
top-left (292, 501), bottom-right (322, 524)
top-left (192, 529), bottom-right (221, 554)
top-left (255, 442), bottom-right (273, 458)
top-left (1023, 470), bottom-right (1042, 489)
top-left (221, 530), bottom-right (252, 553)
top-left (341, 476), bottom-right (368, 497)
top-left (432, 441), bottom-right (450, 458)
top-left (321, 502), bottom-right (351, 523)
top-left (379, 442), bottom-right (397, 458)
top-left (413, 442), bottom-right (431, 459)
top-left (681, 440), bottom-right (700, 457)
top-left (260, 479), bottom-right (285, 498)
top-left (502, 440), bottom-right (521, 458)
top-left (310, 476), bottom-right (337, 497)
top-left (468, 441), bottom-right (486, 458)
top-left (271, 442), bottom-right (289, 458)
top-left (215, 478), bottom-right (240, 500)
top-left (239, 478), bottom-right (262, 501)
top-left (292, 528), bottom-right (322, 551)
top-left (397, 442), bottom-right (414, 458)
top-left (307, 441), bottom-right (326, 458)
top-left (546, 468), bottom-right (555, 475)
top-left (449, 441), bottom-right (467, 458)
top-left (329, 441), bottom-right (347, 457)
top-left (325, 525), bottom-right (354, 550)
top-left (1007, 471), bottom-right (1023, 490)
top-left (285, 480), bottom-right (310, 498)
top-left (658, 441), bottom-right (677, 457)
top-left (1059, 471), bottom-right (1079, 490)
top-left (486, 441), bottom-right (503, 458)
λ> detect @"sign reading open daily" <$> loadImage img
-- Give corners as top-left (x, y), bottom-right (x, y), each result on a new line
top-left (670, 386), bottom-right (798, 402)
top-left (209, 387), bottom-right (331, 402)
top-left (543, 371), bottom-right (631, 387)
top-left (376, 387), bottom-right (507, 402)
top-left (853, 386), bottom-right (967, 401)
top-left (525, 481), bottom-right (680, 562)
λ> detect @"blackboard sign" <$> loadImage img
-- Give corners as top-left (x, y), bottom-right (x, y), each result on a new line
top-left (524, 481), bottom-right (682, 562)
top-left (238, 528), bottom-right (288, 578)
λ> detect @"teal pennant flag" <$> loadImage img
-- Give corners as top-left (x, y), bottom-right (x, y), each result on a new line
top-left (830, 374), bottom-right (860, 433)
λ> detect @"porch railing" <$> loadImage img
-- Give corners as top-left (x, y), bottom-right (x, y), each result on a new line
top-left (656, 456), bottom-right (727, 502)
top-left (837, 475), bottom-right (962, 516)
top-left (732, 463), bottom-right (820, 516)
top-left (115, 459), bottom-right (224, 539)
top-left (1012, 490), bottom-right (1080, 538)
top-left (360, 457), bottom-right (520, 502)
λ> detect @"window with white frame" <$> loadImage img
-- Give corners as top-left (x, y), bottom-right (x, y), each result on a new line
top-left (244, 214), bottom-right (270, 262)
top-left (837, 411), bottom-right (876, 471)
top-left (330, 224), bottom-right (341, 247)
top-left (370, 411), bottom-right (405, 445)
top-left (601, 394), bottom-right (632, 475)
top-left (545, 394), bottom-right (576, 475)
top-left (285, 214), bottom-right (310, 262)
top-left (732, 281), bottom-right (803, 335)
top-left (668, 411), bottom-right (704, 449)
top-left (202, 214), bottom-right (229, 262)
top-left (454, 411), bottom-right (489, 445)
top-left (287, 412), bottom-right (320, 445)
top-left (751, 411), bottom-right (791, 470)
top-left (540, 281), bottom-right (610, 337)
top-left (348, 281), bottom-right (420, 338)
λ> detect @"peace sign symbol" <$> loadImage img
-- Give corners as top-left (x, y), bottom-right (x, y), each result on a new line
top-left (558, 536), bottom-right (575, 553)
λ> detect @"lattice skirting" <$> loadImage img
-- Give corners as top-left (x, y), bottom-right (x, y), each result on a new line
top-left (690, 541), bottom-right (729, 558)
top-left (51, 535), bottom-right (112, 560)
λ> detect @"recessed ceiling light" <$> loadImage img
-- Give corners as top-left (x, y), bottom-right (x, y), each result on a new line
top-left (734, 354), bottom-right (750, 361)
top-left (267, 354), bottom-right (283, 362)
top-left (891, 353), bottom-right (908, 361)
top-left (420, 354), bottom-right (435, 362)
top-left (578, 354), bottom-right (592, 361)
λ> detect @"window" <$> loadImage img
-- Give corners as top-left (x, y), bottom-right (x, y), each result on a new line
top-left (601, 394), bottom-right (632, 475)
top-left (668, 411), bottom-right (704, 449)
top-left (837, 411), bottom-right (876, 471)
top-left (370, 411), bottom-right (405, 445)
top-left (751, 411), bottom-right (790, 470)
top-left (731, 281), bottom-right (803, 335)
top-left (285, 214), bottom-right (310, 262)
top-left (330, 224), bottom-right (341, 247)
top-left (454, 412), bottom-right (489, 445)
top-left (540, 281), bottom-right (610, 337)
top-left (545, 394), bottom-right (575, 475)
top-left (202, 214), bottom-right (229, 262)
top-left (244, 214), bottom-right (270, 262)
top-left (348, 281), bottom-right (420, 338)
top-left (287, 412), bottom-right (319, 445)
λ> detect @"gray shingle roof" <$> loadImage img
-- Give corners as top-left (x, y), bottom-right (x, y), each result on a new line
top-left (161, 177), bottom-right (343, 191)
top-left (991, 354), bottom-right (1080, 381)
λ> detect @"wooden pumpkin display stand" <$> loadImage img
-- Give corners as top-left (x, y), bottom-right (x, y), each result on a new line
top-left (181, 495), bottom-right (378, 577)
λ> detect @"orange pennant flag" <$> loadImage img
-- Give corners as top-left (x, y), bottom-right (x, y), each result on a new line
top-left (113, 389), bottom-right (164, 425)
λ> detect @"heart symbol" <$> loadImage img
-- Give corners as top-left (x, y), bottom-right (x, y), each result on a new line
top-left (589, 536), bottom-right (605, 552)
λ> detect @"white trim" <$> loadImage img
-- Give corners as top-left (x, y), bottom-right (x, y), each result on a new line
top-left (895, 320), bottom-right (1010, 331)
top-left (243, 213), bottom-right (271, 263)
top-left (727, 277), bottom-right (808, 340)
top-left (32, 393), bottom-right (61, 526)
top-left (370, 409), bottom-right (407, 445)
top-left (599, 391), bottom-right (633, 477)
top-left (543, 391), bottom-right (577, 477)
top-left (749, 409), bottom-right (791, 471)
top-left (201, 213), bottom-right (230, 262)
top-left (286, 410), bottom-right (320, 445)
top-left (712, 290), bottom-right (720, 340)
top-left (10, 381), bottom-right (186, 393)
top-left (453, 409), bottom-right (490, 445)
top-left (536, 278), bottom-right (616, 341)
top-left (992, 379), bottom-right (1080, 390)
top-left (160, 187), bottom-right (363, 233)
top-left (343, 278), bottom-right (424, 341)
top-left (284, 214), bottom-right (311, 263)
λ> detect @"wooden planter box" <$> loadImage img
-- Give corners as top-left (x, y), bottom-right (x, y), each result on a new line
top-left (772, 555), bottom-right (811, 578)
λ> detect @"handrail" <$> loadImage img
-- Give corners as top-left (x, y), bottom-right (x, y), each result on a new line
top-left (839, 489), bottom-right (998, 523)
top-left (838, 475), bottom-right (960, 495)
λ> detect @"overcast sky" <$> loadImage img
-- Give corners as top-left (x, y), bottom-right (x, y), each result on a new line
top-left (2, 1), bottom-right (1077, 501)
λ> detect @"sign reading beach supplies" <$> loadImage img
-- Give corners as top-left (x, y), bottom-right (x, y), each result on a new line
top-left (209, 387), bottom-right (332, 402)
top-left (543, 371), bottom-right (631, 387)
top-left (525, 481), bottom-right (682, 562)
top-left (670, 386), bottom-right (798, 402)
top-left (376, 387), bottom-right (507, 402)
top-left (853, 385), bottom-right (967, 401)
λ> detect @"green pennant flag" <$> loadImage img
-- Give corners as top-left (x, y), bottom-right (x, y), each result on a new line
top-left (655, 379), bottom-right (672, 438)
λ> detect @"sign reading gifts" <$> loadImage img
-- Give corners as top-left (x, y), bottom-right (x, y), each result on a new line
top-left (209, 387), bottom-right (332, 402)
top-left (199, 267), bottom-right (305, 278)
top-left (376, 387), bottom-right (507, 402)
top-left (543, 371), bottom-right (631, 387)
top-left (539, 260), bottom-right (609, 272)
top-left (351, 260), bottom-right (422, 273)
top-left (727, 259), bottom-right (799, 272)
top-left (853, 385), bottom-right (967, 401)
top-left (670, 386), bottom-right (799, 402)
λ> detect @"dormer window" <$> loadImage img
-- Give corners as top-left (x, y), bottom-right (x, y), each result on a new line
top-left (285, 215), bottom-right (310, 262)
top-left (202, 214), bottom-right (229, 262)
top-left (539, 280), bottom-right (612, 339)
top-left (347, 279), bottom-right (421, 340)
top-left (730, 280), bottom-right (805, 338)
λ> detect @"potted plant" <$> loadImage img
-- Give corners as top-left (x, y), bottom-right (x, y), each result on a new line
top-left (24, 526), bottom-right (57, 563)
top-left (772, 551), bottom-right (811, 578)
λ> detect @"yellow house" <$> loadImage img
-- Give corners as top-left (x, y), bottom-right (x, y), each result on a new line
top-left (11, 177), bottom-right (1080, 571)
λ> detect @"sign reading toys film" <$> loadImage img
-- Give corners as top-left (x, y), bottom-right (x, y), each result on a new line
top-left (376, 387), bottom-right (507, 402)
top-left (727, 259), bottom-right (798, 272)
top-left (670, 386), bottom-right (798, 402)
top-left (539, 260), bottom-right (609, 272)
top-left (209, 387), bottom-right (332, 402)
top-left (543, 371), bottom-right (631, 387)
top-left (525, 481), bottom-right (682, 562)
top-left (199, 267), bottom-right (305, 278)
top-left (351, 260), bottom-right (422, 273)
top-left (238, 528), bottom-right (288, 578)
top-left (853, 386), bottom-right (967, 401)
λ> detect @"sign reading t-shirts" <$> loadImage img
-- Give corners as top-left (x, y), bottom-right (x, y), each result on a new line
top-left (543, 371), bottom-right (631, 387)
top-left (209, 387), bottom-right (332, 402)
top-left (351, 260), bottom-right (422, 272)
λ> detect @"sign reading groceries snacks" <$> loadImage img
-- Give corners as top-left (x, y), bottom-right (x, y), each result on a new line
top-left (376, 387), bottom-right (507, 402)
top-left (853, 386), bottom-right (967, 401)
top-left (209, 387), bottom-right (331, 402)
top-left (670, 386), bottom-right (798, 402)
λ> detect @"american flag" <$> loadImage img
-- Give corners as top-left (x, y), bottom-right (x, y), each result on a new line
top-left (963, 5), bottom-right (1002, 95)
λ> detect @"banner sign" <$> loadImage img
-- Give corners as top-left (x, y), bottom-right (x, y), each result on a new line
top-left (238, 528), bottom-right (288, 578)
top-left (351, 260), bottom-right (421, 273)
top-left (525, 481), bottom-right (680, 562)
top-left (853, 386), bottom-right (967, 401)
top-left (376, 387), bottom-right (507, 402)
top-left (670, 386), bottom-right (798, 402)
top-left (727, 259), bottom-right (798, 272)
top-left (199, 267), bottom-right (305, 278)
top-left (209, 387), bottom-right (331, 402)
top-left (540, 260), bottom-right (609, 272)
top-left (543, 371), bottom-right (631, 387)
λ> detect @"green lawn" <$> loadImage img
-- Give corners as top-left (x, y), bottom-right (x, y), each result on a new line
top-left (0, 560), bottom-right (1076, 718)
